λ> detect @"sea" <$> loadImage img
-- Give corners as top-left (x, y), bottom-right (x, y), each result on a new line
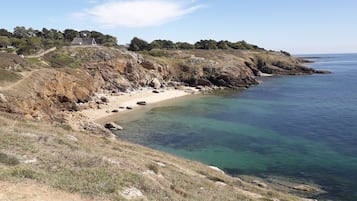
top-left (114, 53), bottom-right (357, 201)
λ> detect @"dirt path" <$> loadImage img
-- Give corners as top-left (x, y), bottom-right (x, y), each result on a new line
top-left (0, 181), bottom-right (97, 201)
top-left (0, 69), bottom-right (42, 91)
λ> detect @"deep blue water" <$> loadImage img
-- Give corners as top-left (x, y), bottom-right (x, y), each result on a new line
top-left (115, 53), bottom-right (357, 201)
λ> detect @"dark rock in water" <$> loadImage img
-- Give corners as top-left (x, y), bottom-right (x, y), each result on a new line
top-left (126, 106), bottom-right (133, 110)
top-left (100, 96), bottom-right (109, 103)
top-left (119, 106), bottom-right (125, 109)
top-left (152, 90), bottom-right (160, 94)
top-left (104, 122), bottom-right (123, 131)
top-left (314, 70), bottom-right (331, 74)
top-left (112, 109), bottom-right (119, 113)
top-left (137, 101), bottom-right (147, 105)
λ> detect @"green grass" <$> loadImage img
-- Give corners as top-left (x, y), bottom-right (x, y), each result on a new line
top-left (46, 52), bottom-right (80, 68)
top-left (0, 69), bottom-right (21, 82)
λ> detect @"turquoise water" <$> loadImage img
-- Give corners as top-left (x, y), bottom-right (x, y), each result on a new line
top-left (115, 53), bottom-right (357, 201)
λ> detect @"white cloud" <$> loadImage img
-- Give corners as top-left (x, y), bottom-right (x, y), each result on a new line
top-left (74, 0), bottom-right (203, 28)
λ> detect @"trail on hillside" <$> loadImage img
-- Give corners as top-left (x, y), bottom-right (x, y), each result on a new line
top-left (0, 181), bottom-right (95, 201)
top-left (0, 69), bottom-right (42, 91)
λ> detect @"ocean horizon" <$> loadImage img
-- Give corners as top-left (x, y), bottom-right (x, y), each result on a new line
top-left (115, 53), bottom-right (357, 201)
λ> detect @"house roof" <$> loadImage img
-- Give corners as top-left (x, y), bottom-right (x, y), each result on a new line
top-left (72, 37), bottom-right (96, 45)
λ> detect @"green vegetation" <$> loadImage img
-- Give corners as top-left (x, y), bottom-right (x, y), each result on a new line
top-left (0, 152), bottom-right (20, 166)
top-left (0, 26), bottom-right (118, 55)
top-left (45, 52), bottom-right (79, 68)
top-left (0, 69), bottom-right (21, 82)
top-left (128, 37), bottom-right (265, 52)
top-left (0, 112), bottom-right (307, 201)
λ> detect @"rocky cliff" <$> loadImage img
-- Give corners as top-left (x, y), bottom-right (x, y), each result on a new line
top-left (0, 47), bottom-right (328, 123)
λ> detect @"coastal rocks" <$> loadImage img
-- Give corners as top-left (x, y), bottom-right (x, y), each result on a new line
top-left (81, 121), bottom-right (115, 138)
top-left (251, 180), bottom-right (268, 188)
top-left (100, 96), bottom-right (109, 103)
top-left (104, 122), bottom-right (123, 131)
top-left (0, 93), bottom-right (7, 103)
top-left (120, 187), bottom-right (145, 200)
top-left (293, 184), bottom-right (322, 193)
top-left (152, 90), bottom-right (160, 94)
top-left (136, 101), bottom-right (147, 106)
top-left (150, 78), bottom-right (161, 89)
top-left (209, 166), bottom-right (225, 174)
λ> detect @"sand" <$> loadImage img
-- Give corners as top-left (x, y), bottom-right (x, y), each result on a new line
top-left (79, 87), bottom-right (196, 123)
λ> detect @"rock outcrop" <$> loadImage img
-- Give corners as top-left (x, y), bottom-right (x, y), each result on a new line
top-left (0, 47), bottom-right (329, 124)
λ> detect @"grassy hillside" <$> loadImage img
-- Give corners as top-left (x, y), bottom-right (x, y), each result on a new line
top-left (0, 112), bottom-right (318, 201)
top-left (0, 46), bottom-right (327, 200)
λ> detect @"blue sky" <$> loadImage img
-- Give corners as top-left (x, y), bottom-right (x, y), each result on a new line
top-left (1, 0), bottom-right (356, 54)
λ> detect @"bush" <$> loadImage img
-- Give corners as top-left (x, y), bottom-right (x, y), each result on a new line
top-left (0, 152), bottom-right (20, 166)
top-left (46, 52), bottom-right (79, 68)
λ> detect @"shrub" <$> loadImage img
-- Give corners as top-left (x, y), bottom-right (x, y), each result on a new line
top-left (0, 152), bottom-right (20, 166)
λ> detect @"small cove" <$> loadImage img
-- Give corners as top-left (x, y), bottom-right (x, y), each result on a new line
top-left (114, 53), bottom-right (357, 201)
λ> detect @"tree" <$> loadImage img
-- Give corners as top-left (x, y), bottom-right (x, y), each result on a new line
top-left (150, 40), bottom-right (176, 49)
top-left (0, 36), bottom-right (10, 48)
top-left (128, 37), bottom-right (151, 51)
top-left (27, 37), bottom-right (42, 49)
top-left (90, 31), bottom-right (105, 44)
top-left (103, 34), bottom-right (117, 46)
top-left (217, 40), bottom-right (230, 49)
top-left (0, 29), bottom-right (12, 37)
top-left (195, 39), bottom-right (218, 50)
top-left (64, 29), bottom-right (79, 41)
top-left (13, 26), bottom-right (29, 38)
top-left (175, 42), bottom-right (194, 49)
top-left (79, 30), bottom-right (91, 38)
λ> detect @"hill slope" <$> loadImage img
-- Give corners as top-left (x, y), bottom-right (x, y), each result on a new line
top-left (0, 47), bottom-right (327, 200)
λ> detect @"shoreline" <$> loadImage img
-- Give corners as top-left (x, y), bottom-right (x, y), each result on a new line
top-left (73, 87), bottom-right (198, 127)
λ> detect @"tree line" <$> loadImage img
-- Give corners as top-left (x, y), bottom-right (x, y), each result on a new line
top-left (128, 37), bottom-right (264, 51)
top-left (0, 26), bottom-right (117, 55)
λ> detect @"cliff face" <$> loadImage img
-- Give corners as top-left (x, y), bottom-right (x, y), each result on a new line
top-left (0, 47), bottom-right (327, 122)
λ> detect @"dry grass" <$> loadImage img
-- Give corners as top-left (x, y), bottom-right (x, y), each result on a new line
top-left (0, 112), bottom-right (309, 201)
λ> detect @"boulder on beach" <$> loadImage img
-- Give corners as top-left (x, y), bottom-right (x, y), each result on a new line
top-left (150, 78), bottom-right (161, 89)
top-left (152, 90), bottom-right (160, 94)
top-left (136, 101), bottom-right (147, 106)
top-left (104, 122), bottom-right (123, 131)
top-left (126, 106), bottom-right (133, 110)
top-left (112, 109), bottom-right (119, 113)
top-left (100, 96), bottom-right (109, 103)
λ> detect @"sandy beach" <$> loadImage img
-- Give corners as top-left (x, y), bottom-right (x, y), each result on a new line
top-left (78, 87), bottom-right (196, 123)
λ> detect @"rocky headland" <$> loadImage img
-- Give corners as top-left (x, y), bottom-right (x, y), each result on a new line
top-left (0, 46), bottom-right (328, 200)
top-left (0, 47), bottom-right (328, 126)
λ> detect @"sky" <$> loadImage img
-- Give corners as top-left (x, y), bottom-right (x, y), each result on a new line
top-left (1, 0), bottom-right (357, 54)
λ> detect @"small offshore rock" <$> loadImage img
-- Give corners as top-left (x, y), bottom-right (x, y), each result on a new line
top-left (104, 122), bottom-right (123, 131)
top-left (112, 109), bottom-right (119, 113)
top-left (152, 90), bottom-right (160, 94)
top-left (126, 106), bottom-right (133, 110)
